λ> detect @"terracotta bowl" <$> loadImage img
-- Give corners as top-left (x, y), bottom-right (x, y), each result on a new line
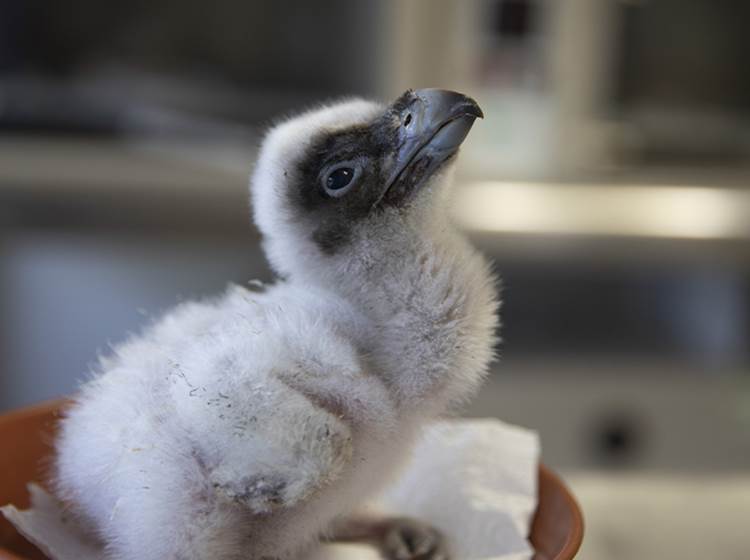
top-left (0, 400), bottom-right (583, 560)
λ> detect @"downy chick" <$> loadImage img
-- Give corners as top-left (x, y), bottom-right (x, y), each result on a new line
top-left (54, 89), bottom-right (499, 560)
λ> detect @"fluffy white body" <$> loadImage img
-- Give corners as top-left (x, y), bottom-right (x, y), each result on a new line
top-left (55, 93), bottom-right (499, 560)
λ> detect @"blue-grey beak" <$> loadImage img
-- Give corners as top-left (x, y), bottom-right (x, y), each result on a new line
top-left (383, 89), bottom-right (483, 200)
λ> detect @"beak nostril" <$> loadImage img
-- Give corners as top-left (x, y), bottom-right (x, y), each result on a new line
top-left (403, 113), bottom-right (412, 127)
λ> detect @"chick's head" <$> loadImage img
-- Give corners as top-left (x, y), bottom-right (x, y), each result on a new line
top-left (251, 89), bottom-right (482, 280)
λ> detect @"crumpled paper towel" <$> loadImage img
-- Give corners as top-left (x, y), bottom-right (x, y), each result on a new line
top-left (2, 419), bottom-right (539, 560)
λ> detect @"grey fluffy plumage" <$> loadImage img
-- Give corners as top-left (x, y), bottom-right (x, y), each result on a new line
top-left (54, 90), bottom-right (499, 560)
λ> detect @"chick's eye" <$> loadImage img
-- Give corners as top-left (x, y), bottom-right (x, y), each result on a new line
top-left (326, 167), bottom-right (355, 191)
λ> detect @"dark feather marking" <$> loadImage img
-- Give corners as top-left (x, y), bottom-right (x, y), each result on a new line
top-left (285, 102), bottom-right (405, 254)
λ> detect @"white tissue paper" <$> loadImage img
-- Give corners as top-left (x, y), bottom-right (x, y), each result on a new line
top-left (2, 419), bottom-right (540, 560)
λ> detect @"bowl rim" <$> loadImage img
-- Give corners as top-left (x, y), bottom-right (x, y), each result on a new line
top-left (536, 463), bottom-right (584, 560)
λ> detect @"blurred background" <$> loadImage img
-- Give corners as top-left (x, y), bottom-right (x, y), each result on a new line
top-left (1, 0), bottom-right (749, 558)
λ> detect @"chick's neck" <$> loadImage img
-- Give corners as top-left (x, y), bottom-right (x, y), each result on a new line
top-left (332, 218), bottom-right (498, 415)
